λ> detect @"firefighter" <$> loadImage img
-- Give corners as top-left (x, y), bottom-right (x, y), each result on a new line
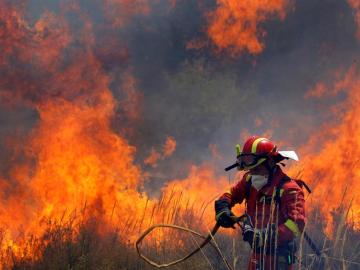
top-left (215, 136), bottom-right (306, 270)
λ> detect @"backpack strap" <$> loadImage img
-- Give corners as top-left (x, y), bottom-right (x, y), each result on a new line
top-left (244, 174), bottom-right (252, 201)
top-left (244, 174), bottom-right (311, 206)
top-left (245, 174), bottom-right (290, 204)
top-left (274, 175), bottom-right (291, 205)
top-left (294, 179), bottom-right (312, 194)
top-left (274, 177), bottom-right (312, 206)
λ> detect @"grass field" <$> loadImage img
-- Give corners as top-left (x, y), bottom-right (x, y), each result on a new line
top-left (1, 189), bottom-right (359, 270)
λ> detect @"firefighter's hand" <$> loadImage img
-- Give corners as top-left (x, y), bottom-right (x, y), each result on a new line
top-left (243, 228), bottom-right (267, 248)
top-left (215, 199), bottom-right (236, 228)
top-left (245, 226), bottom-right (277, 249)
top-left (242, 223), bottom-right (255, 246)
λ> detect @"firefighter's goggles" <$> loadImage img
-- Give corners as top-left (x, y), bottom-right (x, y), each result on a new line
top-left (237, 153), bottom-right (267, 168)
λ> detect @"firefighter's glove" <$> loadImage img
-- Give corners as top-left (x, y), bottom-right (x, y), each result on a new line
top-left (242, 223), bottom-right (255, 246)
top-left (244, 225), bottom-right (277, 250)
top-left (215, 199), bottom-right (236, 228)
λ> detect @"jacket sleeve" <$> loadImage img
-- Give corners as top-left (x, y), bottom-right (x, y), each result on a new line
top-left (278, 180), bottom-right (306, 243)
top-left (218, 173), bottom-right (249, 207)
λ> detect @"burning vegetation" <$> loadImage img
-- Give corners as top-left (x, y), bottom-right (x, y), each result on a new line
top-left (0, 0), bottom-right (359, 269)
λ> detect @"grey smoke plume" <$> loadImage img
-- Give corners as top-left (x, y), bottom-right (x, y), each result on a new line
top-left (0, 0), bottom-right (359, 191)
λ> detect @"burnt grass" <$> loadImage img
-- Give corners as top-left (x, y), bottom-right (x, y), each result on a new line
top-left (1, 200), bottom-right (360, 270)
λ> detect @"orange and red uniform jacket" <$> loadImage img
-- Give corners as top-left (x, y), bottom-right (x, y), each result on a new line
top-left (219, 166), bottom-right (306, 244)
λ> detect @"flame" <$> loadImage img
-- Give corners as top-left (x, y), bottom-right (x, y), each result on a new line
top-left (0, 1), bottom-right (156, 262)
top-left (144, 137), bottom-right (177, 167)
top-left (162, 164), bottom-right (234, 227)
top-left (0, 4), bottom-right (222, 262)
top-left (144, 149), bottom-right (162, 167)
top-left (289, 64), bottom-right (360, 234)
top-left (0, 50), bottom-right (152, 244)
top-left (304, 82), bottom-right (327, 99)
top-left (206, 0), bottom-right (289, 55)
top-left (0, 3), bottom-right (29, 66)
top-left (0, 5), bottom-right (70, 70)
top-left (1, 1), bottom-right (360, 267)
top-left (163, 136), bottom-right (177, 157)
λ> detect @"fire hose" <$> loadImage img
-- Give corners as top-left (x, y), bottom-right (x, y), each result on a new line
top-left (135, 216), bottom-right (244, 269)
top-left (136, 216), bottom-right (323, 269)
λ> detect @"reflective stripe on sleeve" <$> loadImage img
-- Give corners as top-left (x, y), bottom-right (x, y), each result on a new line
top-left (216, 210), bottom-right (227, 221)
top-left (284, 219), bottom-right (301, 237)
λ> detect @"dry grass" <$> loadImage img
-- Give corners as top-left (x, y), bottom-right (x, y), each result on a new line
top-left (0, 191), bottom-right (359, 270)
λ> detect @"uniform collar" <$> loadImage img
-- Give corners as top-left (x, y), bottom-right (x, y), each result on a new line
top-left (258, 165), bottom-right (285, 193)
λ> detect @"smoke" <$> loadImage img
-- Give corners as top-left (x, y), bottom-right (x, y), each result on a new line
top-left (116, 0), bottom-right (360, 174)
top-left (348, 0), bottom-right (360, 39)
top-left (0, 0), bottom-right (360, 251)
top-left (1, 0), bottom-right (359, 182)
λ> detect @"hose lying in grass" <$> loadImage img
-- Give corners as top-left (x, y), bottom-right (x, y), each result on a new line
top-left (136, 217), bottom-right (327, 269)
top-left (135, 221), bottom-right (238, 269)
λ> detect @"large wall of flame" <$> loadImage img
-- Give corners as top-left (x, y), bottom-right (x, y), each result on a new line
top-left (0, 1), bottom-right (155, 249)
top-left (0, 0), bottom-right (360, 258)
top-left (289, 64), bottom-right (360, 233)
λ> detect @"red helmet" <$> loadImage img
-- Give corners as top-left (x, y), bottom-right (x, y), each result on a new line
top-left (237, 136), bottom-right (277, 170)
top-left (224, 136), bottom-right (298, 172)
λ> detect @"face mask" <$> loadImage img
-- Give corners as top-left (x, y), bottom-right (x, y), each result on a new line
top-left (251, 174), bottom-right (268, 191)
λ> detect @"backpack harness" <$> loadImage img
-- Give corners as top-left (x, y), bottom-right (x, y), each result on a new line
top-left (243, 174), bottom-right (320, 260)
top-left (244, 175), bottom-right (312, 206)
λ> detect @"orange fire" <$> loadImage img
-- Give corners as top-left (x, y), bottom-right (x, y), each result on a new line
top-left (0, 3), bottom-right (228, 265)
top-left (0, 0), bottom-right (153, 261)
top-left (1, 1), bottom-right (360, 267)
top-left (163, 136), bottom-right (177, 157)
top-left (161, 164), bottom-right (245, 235)
top-left (144, 136), bottom-right (177, 167)
top-left (304, 82), bottom-right (327, 99)
top-left (289, 64), bottom-right (360, 234)
top-left (0, 49), bottom-right (151, 252)
top-left (206, 0), bottom-right (289, 55)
